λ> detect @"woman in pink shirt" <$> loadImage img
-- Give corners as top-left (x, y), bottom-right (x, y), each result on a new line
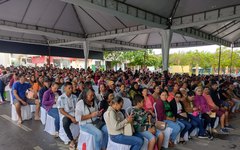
top-left (194, 86), bottom-right (215, 139)
top-left (142, 88), bottom-right (155, 116)
top-left (203, 87), bottom-right (228, 134)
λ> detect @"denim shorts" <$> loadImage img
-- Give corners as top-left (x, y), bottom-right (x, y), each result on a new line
top-left (13, 98), bottom-right (36, 105)
top-left (136, 129), bottom-right (162, 141)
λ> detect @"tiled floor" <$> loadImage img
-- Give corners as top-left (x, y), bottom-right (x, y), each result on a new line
top-left (0, 101), bottom-right (239, 150)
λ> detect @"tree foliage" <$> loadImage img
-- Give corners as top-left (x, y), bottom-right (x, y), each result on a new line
top-left (169, 48), bottom-right (240, 69)
top-left (104, 47), bottom-right (240, 70)
top-left (104, 50), bottom-right (162, 68)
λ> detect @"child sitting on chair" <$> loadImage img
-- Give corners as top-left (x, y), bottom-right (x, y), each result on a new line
top-left (132, 94), bottom-right (164, 150)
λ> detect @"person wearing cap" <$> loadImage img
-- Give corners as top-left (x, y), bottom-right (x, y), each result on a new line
top-left (210, 81), bottom-right (234, 130)
top-left (233, 82), bottom-right (240, 98)
top-left (227, 84), bottom-right (240, 113)
top-left (108, 80), bottom-right (118, 95)
top-left (86, 75), bottom-right (95, 85)
top-left (39, 77), bottom-right (51, 105)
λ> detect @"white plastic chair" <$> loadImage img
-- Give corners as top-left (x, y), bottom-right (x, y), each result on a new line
top-left (40, 107), bottom-right (47, 125)
top-left (126, 107), bottom-right (132, 116)
top-left (92, 85), bottom-right (99, 95)
top-left (214, 117), bottom-right (219, 129)
top-left (122, 98), bottom-right (132, 111)
top-left (11, 104), bottom-right (32, 121)
top-left (107, 136), bottom-right (131, 150)
top-left (44, 114), bottom-right (56, 135)
top-left (59, 114), bottom-right (80, 144)
top-left (162, 127), bottom-right (173, 148)
top-left (77, 130), bottom-right (95, 150)
top-left (140, 138), bottom-right (149, 150)
top-left (190, 128), bottom-right (199, 137)
top-left (30, 105), bottom-right (36, 113)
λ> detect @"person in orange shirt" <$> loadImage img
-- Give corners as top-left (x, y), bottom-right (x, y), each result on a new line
top-left (32, 75), bottom-right (44, 93)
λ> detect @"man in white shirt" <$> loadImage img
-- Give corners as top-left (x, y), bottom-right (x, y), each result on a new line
top-left (57, 82), bottom-right (78, 148)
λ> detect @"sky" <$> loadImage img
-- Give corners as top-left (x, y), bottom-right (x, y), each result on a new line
top-left (153, 45), bottom-right (220, 54)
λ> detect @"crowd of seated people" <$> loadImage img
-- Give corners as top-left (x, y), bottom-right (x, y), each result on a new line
top-left (0, 65), bottom-right (239, 150)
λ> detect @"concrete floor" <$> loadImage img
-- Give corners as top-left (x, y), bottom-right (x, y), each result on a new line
top-left (0, 102), bottom-right (239, 150)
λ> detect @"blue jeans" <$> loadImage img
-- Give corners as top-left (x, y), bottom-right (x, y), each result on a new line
top-left (101, 125), bottom-right (108, 149)
top-left (177, 119), bottom-right (192, 138)
top-left (0, 80), bottom-right (5, 101)
top-left (135, 129), bottom-right (162, 141)
top-left (110, 134), bottom-right (143, 150)
top-left (164, 120), bottom-right (181, 141)
top-left (188, 114), bottom-right (205, 136)
top-left (48, 108), bottom-right (60, 132)
top-left (81, 124), bottom-right (103, 150)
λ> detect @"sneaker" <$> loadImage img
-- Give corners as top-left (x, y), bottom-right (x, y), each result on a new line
top-left (198, 135), bottom-right (208, 139)
top-left (219, 128), bottom-right (229, 134)
top-left (225, 125), bottom-right (235, 130)
top-left (212, 128), bottom-right (218, 133)
top-left (208, 135), bottom-right (214, 140)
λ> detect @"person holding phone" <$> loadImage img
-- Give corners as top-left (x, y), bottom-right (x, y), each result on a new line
top-left (99, 89), bottom-right (115, 149)
top-left (75, 89), bottom-right (106, 150)
top-left (104, 96), bottom-right (143, 150)
top-left (132, 94), bottom-right (164, 150)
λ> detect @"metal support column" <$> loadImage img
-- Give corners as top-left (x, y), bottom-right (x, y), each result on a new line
top-left (48, 46), bottom-right (51, 67)
top-left (83, 41), bottom-right (89, 70)
top-left (230, 43), bottom-right (234, 74)
top-left (161, 30), bottom-right (173, 71)
top-left (218, 45), bottom-right (222, 75)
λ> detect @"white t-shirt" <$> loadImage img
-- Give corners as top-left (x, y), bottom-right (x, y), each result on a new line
top-left (75, 99), bottom-right (98, 125)
top-left (57, 93), bottom-right (77, 117)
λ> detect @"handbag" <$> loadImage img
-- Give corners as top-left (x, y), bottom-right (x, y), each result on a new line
top-left (123, 123), bottom-right (133, 136)
top-left (85, 103), bottom-right (105, 129)
top-left (92, 119), bottom-right (105, 129)
top-left (180, 112), bottom-right (188, 118)
top-left (209, 112), bottom-right (216, 118)
top-left (155, 121), bottom-right (167, 130)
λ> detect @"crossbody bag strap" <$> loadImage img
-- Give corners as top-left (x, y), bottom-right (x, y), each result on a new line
top-left (84, 101), bottom-right (94, 123)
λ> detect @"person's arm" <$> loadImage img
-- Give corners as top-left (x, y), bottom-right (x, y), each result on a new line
top-left (42, 92), bottom-right (54, 106)
top-left (155, 101), bottom-right (165, 121)
top-left (39, 89), bottom-right (43, 101)
top-left (75, 100), bottom-right (99, 121)
top-left (169, 100), bottom-right (177, 117)
top-left (109, 110), bottom-right (128, 130)
top-left (81, 112), bottom-right (98, 121)
top-left (59, 108), bottom-right (75, 120)
top-left (13, 90), bottom-right (26, 104)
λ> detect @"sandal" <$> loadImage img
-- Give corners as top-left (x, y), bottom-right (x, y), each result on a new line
top-left (179, 140), bottom-right (186, 144)
top-left (69, 142), bottom-right (76, 150)
top-left (168, 141), bottom-right (174, 147)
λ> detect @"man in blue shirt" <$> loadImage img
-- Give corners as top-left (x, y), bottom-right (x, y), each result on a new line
top-left (12, 74), bottom-right (40, 124)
